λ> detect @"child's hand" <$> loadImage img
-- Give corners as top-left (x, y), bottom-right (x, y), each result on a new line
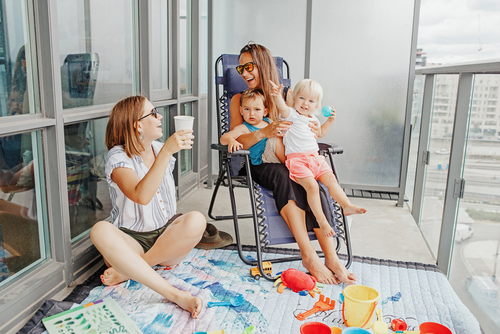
top-left (309, 120), bottom-right (320, 139)
top-left (326, 106), bottom-right (336, 122)
top-left (269, 80), bottom-right (283, 97)
top-left (227, 138), bottom-right (243, 153)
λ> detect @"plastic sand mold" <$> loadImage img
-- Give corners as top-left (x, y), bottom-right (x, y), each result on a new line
top-left (42, 298), bottom-right (142, 333)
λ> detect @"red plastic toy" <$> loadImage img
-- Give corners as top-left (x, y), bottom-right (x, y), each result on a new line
top-left (274, 268), bottom-right (317, 293)
top-left (391, 319), bottom-right (408, 331)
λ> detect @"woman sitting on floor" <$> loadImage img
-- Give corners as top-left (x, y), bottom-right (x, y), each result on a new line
top-left (90, 96), bottom-right (206, 318)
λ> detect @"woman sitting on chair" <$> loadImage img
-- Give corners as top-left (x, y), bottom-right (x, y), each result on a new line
top-left (229, 42), bottom-right (356, 285)
top-left (90, 96), bottom-right (205, 318)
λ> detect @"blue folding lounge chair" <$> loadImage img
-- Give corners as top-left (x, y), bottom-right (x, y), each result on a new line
top-left (209, 54), bottom-right (352, 281)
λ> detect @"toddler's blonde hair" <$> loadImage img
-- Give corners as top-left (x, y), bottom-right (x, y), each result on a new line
top-left (292, 79), bottom-right (323, 113)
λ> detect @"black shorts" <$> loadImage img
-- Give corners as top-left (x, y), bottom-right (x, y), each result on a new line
top-left (119, 213), bottom-right (183, 253)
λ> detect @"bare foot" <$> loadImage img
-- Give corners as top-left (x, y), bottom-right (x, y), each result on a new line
top-left (302, 256), bottom-right (339, 285)
top-left (325, 258), bottom-right (357, 285)
top-left (343, 204), bottom-right (366, 216)
top-left (101, 267), bottom-right (129, 286)
top-left (318, 220), bottom-right (335, 237)
top-left (174, 290), bottom-right (203, 319)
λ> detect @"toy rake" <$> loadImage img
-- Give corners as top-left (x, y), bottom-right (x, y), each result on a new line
top-left (296, 294), bottom-right (336, 321)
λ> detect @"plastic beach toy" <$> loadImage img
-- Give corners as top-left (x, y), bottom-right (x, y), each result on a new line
top-left (391, 319), bottom-right (408, 331)
top-left (299, 322), bottom-right (332, 334)
top-left (274, 268), bottom-right (317, 293)
top-left (419, 322), bottom-right (452, 334)
top-left (207, 294), bottom-right (244, 308)
top-left (330, 326), bottom-right (342, 334)
top-left (342, 328), bottom-right (371, 334)
top-left (371, 309), bottom-right (388, 334)
top-left (296, 294), bottom-right (335, 321)
top-left (321, 105), bottom-right (333, 117)
top-left (342, 285), bottom-right (380, 328)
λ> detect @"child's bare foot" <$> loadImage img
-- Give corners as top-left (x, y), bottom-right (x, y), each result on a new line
top-left (318, 221), bottom-right (335, 238)
top-left (101, 267), bottom-right (129, 286)
top-left (302, 256), bottom-right (339, 285)
top-left (343, 204), bottom-right (366, 216)
top-left (325, 258), bottom-right (357, 285)
top-left (175, 291), bottom-right (203, 318)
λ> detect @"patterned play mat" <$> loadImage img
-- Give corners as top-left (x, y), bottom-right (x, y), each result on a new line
top-left (28, 246), bottom-right (480, 334)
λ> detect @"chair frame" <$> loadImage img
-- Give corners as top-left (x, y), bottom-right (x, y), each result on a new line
top-left (208, 55), bottom-right (352, 281)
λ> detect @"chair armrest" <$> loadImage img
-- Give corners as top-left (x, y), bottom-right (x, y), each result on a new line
top-left (210, 143), bottom-right (251, 156)
top-left (318, 142), bottom-right (343, 155)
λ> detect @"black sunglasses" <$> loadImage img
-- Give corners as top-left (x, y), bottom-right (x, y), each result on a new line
top-left (235, 62), bottom-right (255, 75)
top-left (138, 108), bottom-right (159, 121)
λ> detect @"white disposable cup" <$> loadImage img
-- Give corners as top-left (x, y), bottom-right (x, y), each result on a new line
top-left (174, 115), bottom-right (194, 131)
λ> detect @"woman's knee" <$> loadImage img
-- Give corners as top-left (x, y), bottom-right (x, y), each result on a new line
top-left (90, 221), bottom-right (115, 243)
top-left (179, 211), bottom-right (206, 236)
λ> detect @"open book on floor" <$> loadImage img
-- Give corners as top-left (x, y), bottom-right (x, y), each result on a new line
top-left (42, 297), bottom-right (143, 333)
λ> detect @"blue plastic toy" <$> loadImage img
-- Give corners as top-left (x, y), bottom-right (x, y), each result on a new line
top-left (322, 105), bottom-right (333, 117)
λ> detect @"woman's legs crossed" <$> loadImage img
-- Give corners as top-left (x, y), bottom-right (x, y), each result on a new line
top-left (145, 211), bottom-right (206, 267)
top-left (280, 200), bottom-right (337, 285)
top-left (90, 213), bottom-right (206, 317)
top-left (98, 212), bottom-right (206, 285)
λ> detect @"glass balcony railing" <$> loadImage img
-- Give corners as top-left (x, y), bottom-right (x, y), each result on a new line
top-left (410, 60), bottom-right (500, 334)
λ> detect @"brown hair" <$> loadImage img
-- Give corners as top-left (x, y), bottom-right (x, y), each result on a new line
top-left (105, 95), bottom-right (146, 158)
top-left (239, 42), bottom-right (281, 121)
top-left (240, 88), bottom-right (267, 107)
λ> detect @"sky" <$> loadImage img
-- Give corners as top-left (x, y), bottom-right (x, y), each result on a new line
top-left (417, 0), bottom-right (500, 64)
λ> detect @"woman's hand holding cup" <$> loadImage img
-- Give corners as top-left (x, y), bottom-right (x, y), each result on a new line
top-left (164, 129), bottom-right (194, 154)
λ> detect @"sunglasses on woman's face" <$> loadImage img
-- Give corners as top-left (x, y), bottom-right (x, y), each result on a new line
top-left (236, 62), bottom-right (255, 75)
top-left (139, 108), bottom-right (159, 121)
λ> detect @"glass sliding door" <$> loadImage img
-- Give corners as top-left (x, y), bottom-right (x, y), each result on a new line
top-left (64, 118), bottom-right (111, 242)
top-left (448, 74), bottom-right (500, 334)
top-left (420, 75), bottom-right (458, 257)
top-left (0, 131), bottom-right (49, 288)
top-left (57, 0), bottom-right (138, 108)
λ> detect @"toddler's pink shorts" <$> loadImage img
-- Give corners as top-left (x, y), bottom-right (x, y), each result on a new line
top-left (285, 151), bottom-right (332, 183)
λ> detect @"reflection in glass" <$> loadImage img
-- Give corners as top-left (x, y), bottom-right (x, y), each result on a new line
top-left (152, 0), bottom-right (169, 92)
top-left (180, 103), bottom-right (192, 174)
top-left (57, 0), bottom-right (137, 109)
top-left (0, 131), bottom-right (47, 288)
top-left (180, 0), bottom-right (192, 95)
top-left (420, 75), bottom-right (458, 257)
top-left (449, 74), bottom-right (500, 334)
top-left (65, 119), bottom-right (111, 241)
top-left (200, 0), bottom-right (208, 94)
top-left (405, 75), bottom-right (425, 209)
top-left (0, 1), bottom-right (39, 117)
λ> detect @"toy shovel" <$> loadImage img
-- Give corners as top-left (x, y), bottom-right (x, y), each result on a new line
top-left (296, 294), bottom-right (336, 321)
top-left (207, 294), bottom-right (244, 308)
top-left (372, 309), bottom-right (388, 334)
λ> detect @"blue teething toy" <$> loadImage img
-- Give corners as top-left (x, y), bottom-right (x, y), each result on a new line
top-left (322, 105), bottom-right (333, 117)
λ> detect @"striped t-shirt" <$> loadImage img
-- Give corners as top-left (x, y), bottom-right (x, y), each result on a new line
top-left (105, 141), bottom-right (176, 232)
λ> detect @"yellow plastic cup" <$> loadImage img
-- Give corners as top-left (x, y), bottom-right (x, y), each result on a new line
top-left (342, 285), bottom-right (380, 329)
top-left (330, 326), bottom-right (342, 334)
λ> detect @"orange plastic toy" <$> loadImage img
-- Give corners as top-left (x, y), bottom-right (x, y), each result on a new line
top-left (296, 294), bottom-right (336, 321)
